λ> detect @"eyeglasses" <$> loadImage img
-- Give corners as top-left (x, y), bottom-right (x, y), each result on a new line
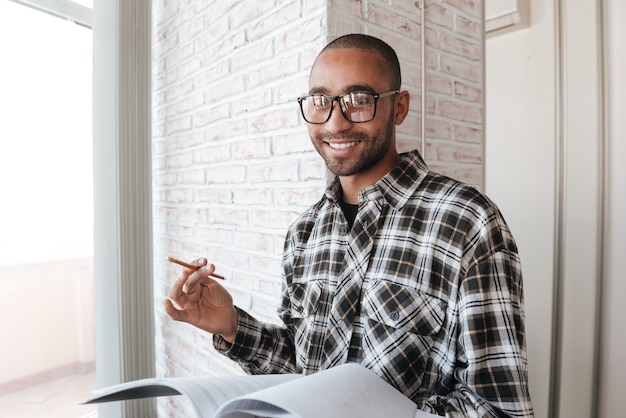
top-left (297, 90), bottom-right (399, 124)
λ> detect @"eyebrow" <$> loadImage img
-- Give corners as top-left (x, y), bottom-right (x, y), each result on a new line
top-left (308, 84), bottom-right (377, 95)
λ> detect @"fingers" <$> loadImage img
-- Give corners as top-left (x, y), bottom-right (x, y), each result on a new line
top-left (181, 263), bottom-right (219, 294)
top-left (163, 298), bottom-right (184, 321)
top-left (191, 257), bottom-right (208, 269)
top-left (169, 271), bottom-right (189, 305)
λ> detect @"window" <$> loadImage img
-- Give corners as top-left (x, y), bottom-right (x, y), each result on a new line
top-left (0, 1), bottom-right (95, 416)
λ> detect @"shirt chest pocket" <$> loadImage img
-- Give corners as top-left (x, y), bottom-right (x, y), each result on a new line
top-left (360, 280), bottom-right (447, 398)
top-left (289, 281), bottom-right (322, 319)
top-left (362, 279), bottom-right (446, 338)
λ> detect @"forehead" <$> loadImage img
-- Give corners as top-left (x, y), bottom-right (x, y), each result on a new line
top-left (309, 48), bottom-right (390, 93)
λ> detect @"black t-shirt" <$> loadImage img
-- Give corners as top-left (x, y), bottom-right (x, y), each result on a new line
top-left (339, 200), bottom-right (359, 230)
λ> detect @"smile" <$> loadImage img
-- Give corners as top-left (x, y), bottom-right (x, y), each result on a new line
top-left (327, 141), bottom-right (358, 150)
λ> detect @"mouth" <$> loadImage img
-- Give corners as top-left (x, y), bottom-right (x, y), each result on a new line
top-left (327, 141), bottom-right (359, 150)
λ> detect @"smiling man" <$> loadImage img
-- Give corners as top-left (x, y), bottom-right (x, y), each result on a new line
top-left (165, 34), bottom-right (534, 417)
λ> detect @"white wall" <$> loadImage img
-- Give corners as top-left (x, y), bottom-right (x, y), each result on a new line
top-left (485, 1), bottom-right (556, 417)
top-left (486, 1), bottom-right (626, 417)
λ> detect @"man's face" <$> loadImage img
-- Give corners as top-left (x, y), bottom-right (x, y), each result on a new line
top-left (306, 48), bottom-right (399, 179)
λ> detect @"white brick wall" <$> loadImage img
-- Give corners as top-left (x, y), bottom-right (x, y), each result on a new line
top-left (152, 1), bottom-right (482, 415)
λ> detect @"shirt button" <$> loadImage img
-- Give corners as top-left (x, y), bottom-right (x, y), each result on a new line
top-left (296, 306), bottom-right (304, 314)
top-left (390, 310), bottom-right (400, 321)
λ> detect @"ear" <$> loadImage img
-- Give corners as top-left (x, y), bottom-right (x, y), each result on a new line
top-left (394, 90), bottom-right (410, 125)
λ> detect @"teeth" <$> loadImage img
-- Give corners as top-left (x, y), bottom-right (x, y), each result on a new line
top-left (328, 141), bottom-right (357, 149)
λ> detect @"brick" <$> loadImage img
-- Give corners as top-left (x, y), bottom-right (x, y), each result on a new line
top-left (426, 117), bottom-right (453, 140)
top-left (439, 98), bottom-right (482, 124)
top-left (453, 79), bottom-right (482, 102)
top-left (248, 159), bottom-right (300, 183)
top-left (439, 30), bottom-right (481, 61)
top-left (443, 0), bottom-right (480, 16)
top-left (232, 187), bottom-right (273, 205)
top-left (275, 186), bottom-right (323, 206)
top-left (440, 54), bottom-right (482, 83)
top-left (436, 142), bottom-right (483, 163)
top-left (453, 123), bottom-right (483, 143)
top-left (273, 132), bottom-right (316, 156)
top-left (455, 13), bottom-right (481, 39)
top-left (425, 2), bottom-right (454, 29)
top-left (250, 208), bottom-right (302, 230)
top-left (367, 3), bottom-right (421, 40)
top-left (233, 136), bottom-right (272, 160)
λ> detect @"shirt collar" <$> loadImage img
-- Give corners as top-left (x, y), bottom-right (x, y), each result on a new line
top-left (323, 150), bottom-right (429, 210)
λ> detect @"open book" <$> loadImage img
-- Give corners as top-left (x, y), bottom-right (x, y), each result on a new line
top-left (83, 362), bottom-right (437, 418)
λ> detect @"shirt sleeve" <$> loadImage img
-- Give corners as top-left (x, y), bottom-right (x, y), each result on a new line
top-left (212, 307), bottom-right (300, 375)
top-left (420, 210), bottom-right (534, 417)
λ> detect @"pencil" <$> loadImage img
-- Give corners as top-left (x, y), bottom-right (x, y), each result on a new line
top-left (168, 256), bottom-right (225, 280)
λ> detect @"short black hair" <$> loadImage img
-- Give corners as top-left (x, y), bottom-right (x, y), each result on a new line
top-left (318, 34), bottom-right (402, 90)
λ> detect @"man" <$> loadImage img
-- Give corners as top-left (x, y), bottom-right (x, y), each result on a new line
top-left (165, 34), bottom-right (534, 417)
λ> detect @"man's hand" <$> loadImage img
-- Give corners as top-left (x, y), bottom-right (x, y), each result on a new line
top-left (164, 258), bottom-right (238, 343)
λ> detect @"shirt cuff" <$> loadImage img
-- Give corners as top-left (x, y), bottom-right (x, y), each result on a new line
top-left (212, 307), bottom-right (263, 361)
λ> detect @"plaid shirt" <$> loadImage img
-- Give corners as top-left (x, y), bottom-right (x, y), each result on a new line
top-left (215, 151), bottom-right (534, 417)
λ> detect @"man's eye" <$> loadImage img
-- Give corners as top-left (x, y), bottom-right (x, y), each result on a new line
top-left (347, 94), bottom-right (372, 107)
top-left (312, 96), bottom-right (330, 108)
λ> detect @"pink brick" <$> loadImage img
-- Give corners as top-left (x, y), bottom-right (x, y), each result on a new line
top-left (232, 187), bottom-right (273, 205)
top-left (425, 3), bottom-right (454, 29)
top-left (441, 54), bottom-right (482, 82)
top-left (439, 31), bottom-right (481, 61)
top-left (248, 159), bottom-right (300, 183)
top-left (454, 79), bottom-right (482, 102)
top-left (443, 0), bottom-right (480, 16)
top-left (275, 186), bottom-right (323, 206)
top-left (329, 0), bottom-right (363, 18)
top-left (367, 3), bottom-right (421, 40)
top-left (436, 142), bottom-right (483, 163)
top-left (427, 73), bottom-right (453, 95)
top-left (250, 209), bottom-right (302, 230)
top-left (233, 231), bottom-right (274, 252)
top-left (426, 117), bottom-right (453, 140)
top-left (206, 165), bottom-right (246, 184)
top-left (453, 123), bottom-right (483, 143)
top-left (208, 208), bottom-right (249, 227)
top-left (246, 3), bottom-right (300, 40)
top-left (302, 157), bottom-right (326, 181)
top-left (274, 132), bottom-right (316, 156)
top-left (455, 14), bottom-right (481, 39)
top-left (197, 188), bottom-right (233, 205)
top-left (195, 227), bottom-right (233, 247)
top-left (233, 137), bottom-right (272, 160)
top-left (165, 152), bottom-right (192, 170)
top-left (193, 103), bottom-right (230, 128)
top-left (439, 98), bottom-right (482, 124)
top-left (194, 144), bottom-right (231, 164)
top-left (165, 115), bottom-right (192, 136)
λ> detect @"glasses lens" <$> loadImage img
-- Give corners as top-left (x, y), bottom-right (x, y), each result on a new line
top-left (301, 95), bottom-right (332, 123)
top-left (341, 92), bottom-right (375, 122)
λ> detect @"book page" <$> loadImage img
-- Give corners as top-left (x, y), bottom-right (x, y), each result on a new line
top-left (83, 374), bottom-right (301, 418)
top-left (213, 363), bottom-right (426, 418)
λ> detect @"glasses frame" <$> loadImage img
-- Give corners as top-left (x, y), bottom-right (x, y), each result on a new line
top-left (297, 90), bottom-right (399, 124)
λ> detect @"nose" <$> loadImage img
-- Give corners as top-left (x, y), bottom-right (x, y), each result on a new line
top-left (324, 100), bottom-right (353, 133)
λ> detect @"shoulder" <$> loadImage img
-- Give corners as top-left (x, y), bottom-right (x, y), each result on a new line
top-left (416, 171), bottom-right (500, 220)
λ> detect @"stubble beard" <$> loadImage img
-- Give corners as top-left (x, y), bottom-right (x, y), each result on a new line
top-left (312, 115), bottom-right (396, 177)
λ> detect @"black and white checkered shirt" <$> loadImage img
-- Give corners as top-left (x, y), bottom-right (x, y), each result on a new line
top-left (215, 150), bottom-right (534, 417)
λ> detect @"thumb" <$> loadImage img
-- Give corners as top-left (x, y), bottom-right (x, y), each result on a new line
top-left (163, 298), bottom-right (187, 323)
